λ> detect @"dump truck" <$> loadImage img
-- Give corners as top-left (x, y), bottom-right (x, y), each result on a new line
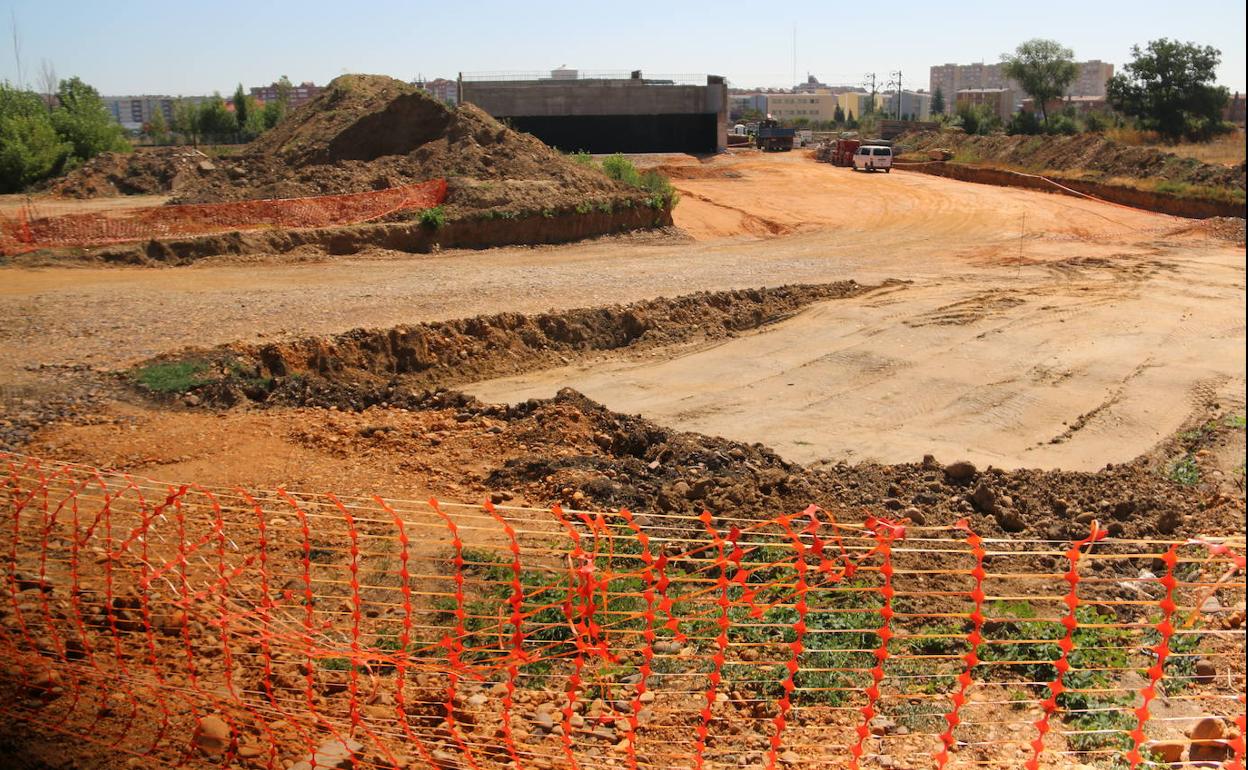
top-left (755, 119), bottom-right (795, 152)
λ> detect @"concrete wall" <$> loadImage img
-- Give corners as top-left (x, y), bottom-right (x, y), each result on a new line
top-left (462, 76), bottom-right (727, 153)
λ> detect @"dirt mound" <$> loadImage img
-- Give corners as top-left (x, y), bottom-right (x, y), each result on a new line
top-left (245, 75), bottom-right (450, 165)
top-left (900, 131), bottom-right (1246, 191)
top-left (47, 146), bottom-right (215, 198)
top-left (52, 74), bottom-right (642, 218)
top-left (130, 282), bottom-right (874, 403)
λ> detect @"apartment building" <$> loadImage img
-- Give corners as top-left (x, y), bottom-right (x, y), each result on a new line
top-left (930, 59), bottom-right (1114, 106)
top-left (765, 92), bottom-right (839, 122)
top-left (249, 80), bottom-right (323, 109)
top-left (955, 88), bottom-right (1016, 122)
top-left (419, 77), bottom-right (459, 105)
top-left (728, 93), bottom-right (767, 119)
top-left (102, 95), bottom-right (208, 131)
top-left (883, 90), bottom-right (932, 121)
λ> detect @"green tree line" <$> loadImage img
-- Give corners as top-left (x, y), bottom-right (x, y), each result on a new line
top-left (150, 79), bottom-right (289, 146)
top-left (1, 76), bottom-right (128, 193)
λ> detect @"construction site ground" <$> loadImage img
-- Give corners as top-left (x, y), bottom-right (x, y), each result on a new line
top-left (3, 148), bottom-right (1246, 770)
top-left (4, 150), bottom-right (1244, 476)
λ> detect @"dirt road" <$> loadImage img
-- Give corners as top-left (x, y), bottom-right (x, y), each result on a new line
top-left (3, 152), bottom-right (1243, 471)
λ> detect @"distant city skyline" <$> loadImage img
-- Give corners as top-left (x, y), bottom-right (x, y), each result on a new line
top-left (3, 0), bottom-right (1244, 96)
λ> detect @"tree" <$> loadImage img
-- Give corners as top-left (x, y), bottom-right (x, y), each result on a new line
top-left (931, 87), bottom-right (945, 115)
top-left (845, 109), bottom-right (857, 129)
top-left (1107, 39), bottom-right (1228, 141)
top-left (231, 84), bottom-right (250, 129)
top-left (49, 76), bottom-right (128, 161)
top-left (833, 104), bottom-right (845, 124)
top-left (261, 99), bottom-right (285, 130)
top-left (37, 59), bottom-right (58, 111)
top-left (957, 103), bottom-right (1001, 136)
top-left (195, 94), bottom-right (237, 142)
top-left (172, 98), bottom-right (200, 144)
top-left (1001, 39), bottom-right (1078, 126)
top-left (0, 82), bottom-right (70, 192)
top-left (143, 106), bottom-right (169, 143)
top-left (275, 75), bottom-right (293, 109)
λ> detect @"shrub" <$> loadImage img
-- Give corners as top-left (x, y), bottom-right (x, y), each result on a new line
top-left (1045, 113), bottom-right (1079, 136)
top-left (601, 153), bottom-right (642, 186)
top-left (419, 205), bottom-right (446, 229)
top-left (1007, 110), bottom-right (1043, 136)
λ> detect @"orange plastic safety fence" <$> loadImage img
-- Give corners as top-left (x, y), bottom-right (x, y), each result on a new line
top-left (1, 452), bottom-right (1245, 770)
top-left (0, 180), bottom-right (446, 255)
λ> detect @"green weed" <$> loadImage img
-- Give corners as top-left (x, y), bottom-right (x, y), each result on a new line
top-left (1166, 455), bottom-right (1200, 486)
top-left (132, 360), bottom-right (212, 393)
top-left (419, 205), bottom-right (446, 229)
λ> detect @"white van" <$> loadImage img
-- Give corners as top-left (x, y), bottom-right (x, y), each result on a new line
top-left (852, 145), bottom-right (893, 173)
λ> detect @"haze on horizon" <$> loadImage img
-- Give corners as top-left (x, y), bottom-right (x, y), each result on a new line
top-left (2, 0), bottom-right (1245, 95)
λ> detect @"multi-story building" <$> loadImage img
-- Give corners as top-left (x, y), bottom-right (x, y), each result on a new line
top-left (249, 80), bottom-right (322, 109)
top-left (418, 77), bottom-right (459, 106)
top-left (102, 95), bottom-right (209, 132)
top-left (728, 93), bottom-right (767, 120)
top-left (930, 59), bottom-right (1114, 109)
top-left (837, 91), bottom-right (883, 120)
top-left (955, 88), bottom-right (1016, 122)
top-left (765, 91), bottom-right (840, 123)
top-left (1021, 95), bottom-right (1108, 116)
top-left (883, 90), bottom-right (932, 121)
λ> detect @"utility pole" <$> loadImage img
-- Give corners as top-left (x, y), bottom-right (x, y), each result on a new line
top-left (888, 70), bottom-right (903, 120)
top-left (863, 72), bottom-right (877, 115)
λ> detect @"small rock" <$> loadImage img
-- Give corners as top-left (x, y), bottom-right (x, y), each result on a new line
top-left (1189, 739), bottom-right (1232, 763)
top-left (943, 460), bottom-right (977, 481)
top-left (995, 508), bottom-right (1026, 533)
top-left (1190, 716), bottom-right (1227, 741)
top-left (533, 710), bottom-right (554, 732)
top-left (970, 483), bottom-right (998, 515)
top-left (193, 714), bottom-right (231, 756)
top-left (901, 507), bottom-right (925, 525)
top-left (921, 454), bottom-right (940, 470)
top-left (1194, 658), bottom-right (1216, 683)
top-left (869, 715), bottom-right (896, 736)
top-left (1142, 740), bottom-right (1184, 763)
top-left (780, 750), bottom-right (801, 765)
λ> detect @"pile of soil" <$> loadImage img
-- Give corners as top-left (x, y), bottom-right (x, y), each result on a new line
top-left (899, 131), bottom-right (1246, 191)
top-left (47, 146), bottom-right (216, 198)
top-left (51, 75), bottom-right (643, 217)
top-left (141, 283), bottom-right (875, 403)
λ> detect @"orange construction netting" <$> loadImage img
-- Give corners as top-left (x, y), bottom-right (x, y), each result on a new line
top-left (1, 452), bottom-right (1244, 769)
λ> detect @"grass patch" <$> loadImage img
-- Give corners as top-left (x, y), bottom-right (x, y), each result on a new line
top-left (132, 360), bottom-right (212, 393)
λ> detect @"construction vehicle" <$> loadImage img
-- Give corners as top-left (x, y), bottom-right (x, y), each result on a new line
top-left (826, 137), bottom-right (861, 166)
top-left (755, 118), bottom-right (795, 152)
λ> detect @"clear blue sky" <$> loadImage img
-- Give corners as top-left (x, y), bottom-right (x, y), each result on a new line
top-left (2, 0), bottom-right (1244, 95)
